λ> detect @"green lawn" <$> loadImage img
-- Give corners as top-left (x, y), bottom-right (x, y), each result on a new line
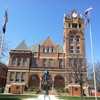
top-left (57, 96), bottom-right (100, 100)
top-left (0, 94), bottom-right (37, 100)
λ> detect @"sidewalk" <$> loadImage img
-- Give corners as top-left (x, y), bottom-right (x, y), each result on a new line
top-left (23, 95), bottom-right (60, 100)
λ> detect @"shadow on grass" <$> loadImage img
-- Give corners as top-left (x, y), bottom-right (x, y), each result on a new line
top-left (57, 96), bottom-right (100, 100)
top-left (0, 98), bottom-right (21, 100)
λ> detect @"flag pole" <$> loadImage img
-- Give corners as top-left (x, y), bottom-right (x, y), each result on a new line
top-left (0, 30), bottom-right (5, 62)
top-left (88, 11), bottom-right (97, 100)
top-left (0, 8), bottom-right (8, 62)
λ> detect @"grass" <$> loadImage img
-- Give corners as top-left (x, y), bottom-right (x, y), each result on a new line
top-left (57, 96), bottom-right (100, 100)
top-left (0, 94), bottom-right (38, 100)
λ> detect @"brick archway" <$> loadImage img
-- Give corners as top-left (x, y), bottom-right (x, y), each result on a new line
top-left (54, 75), bottom-right (65, 88)
top-left (29, 75), bottom-right (40, 87)
top-left (41, 75), bottom-right (53, 90)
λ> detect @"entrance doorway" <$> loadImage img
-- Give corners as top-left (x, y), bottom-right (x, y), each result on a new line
top-left (41, 75), bottom-right (52, 90)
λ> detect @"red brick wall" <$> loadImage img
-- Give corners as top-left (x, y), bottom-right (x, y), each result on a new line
top-left (69, 86), bottom-right (81, 96)
top-left (29, 75), bottom-right (40, 87)
top-left (10, 84), bottom-right (25, 94)
top-left (54, 76), bottom-right (65, 88)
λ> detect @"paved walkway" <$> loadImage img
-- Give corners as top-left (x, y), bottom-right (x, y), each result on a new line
top-left (23, 95), bottom-right (60, 100)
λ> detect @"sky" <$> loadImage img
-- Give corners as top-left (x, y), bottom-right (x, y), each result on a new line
top-left (0, 0), bottom-right (100, 64)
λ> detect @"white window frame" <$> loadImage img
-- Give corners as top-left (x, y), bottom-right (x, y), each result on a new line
top-left (17, 58), bottom-right (21, 66)
top-left (42, 47), bottom-right (45, 52)
top-left (70, 37), bottom-right (74, 42)
top-left (76, 37), bottom-right (80, 42)
top-left (31, 58), bottom-right (37, 67)
top-left (21, 72), bottom-right (25, 82)
top-left (77, 46), bottom-right (80, 53)
top-left (10, 72), bottom-right (14, 82)
top-left (12, 57), bottom-right (16, 66)
top-left (49, 59), bottom-right (53, 67)
top-left (23, 58), bottom-right (27, 67)
top-left (47, 47), bottom-right (49, 52)
top-left (16, 72), bottom-right (20, 82)
top-left (43, 59), bottom-right (46, 67)
top-left (59, 59), bottom-right (63, 68)
top-left (69, 73), bottom-right (72, 83)
top-left (51, 47), bottom-right (54, 52)
top-left (70, 46), bottom-right (74, 53)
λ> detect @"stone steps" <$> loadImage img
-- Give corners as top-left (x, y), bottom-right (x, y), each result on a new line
top-left (4, 86), bottom-right (9, 93)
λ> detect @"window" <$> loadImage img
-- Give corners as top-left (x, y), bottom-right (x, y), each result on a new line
top-left (69, 23), bottom-right (70, 28)
top-left (31, 58), bottom-right (37, 67)
top-left (17, 58), bottom-right (21, 66)
top-left (16, 86), bottom-right (19, 89)
top-left (75, 75), bottom-right (78, 83)
top-left (76, 37), bottom-right (80, 42)
top-left (59, 59), bottom-right (63, 68)
top-left (69, 58), bottom-right (73, 67)
top-left (72, 23), bottom-right (77, 28)
top-left (12, 57), bottom-right (16, 66)
top-left (75, 88), bottom-right (78, 91)
top-left (70, 37), bottom-right (74, 42)
top-left (79, 24), bottom-right (81, 28)
top-left (47, 47), bottom-right (49, 52)
top-left (43, 47), bottom-right (45, 52)
top-left (51, 47), bottom-right (54, 52)
top-left (23, 58), bottom-right (27, 66)
top-left (32, 75), bottom-right (36, 80)
top-left (16, 72), bottom-right (20, 82)
top-left (42, 59), bottom-right (46, 67)
top-left (70, 46), bottom-right (74, 53)
top-left (49, 59), bottom-right (53, 67)
top-left (10, 72), bottom-right (14, 82)
top-left (77, 46), bottom-right (80, 53)
top-left (73, 32), bottom-right (76, 35)
top-left (69, 73), bottom-right (72, 83)
top-left (80, 58), bottom-right (83, 68)
top-left (80, 74), bottom-right (84, 82)
top-left (21, 72), bottom-right (25, 82)
top-left (59, 76), bottom-right (63, 81)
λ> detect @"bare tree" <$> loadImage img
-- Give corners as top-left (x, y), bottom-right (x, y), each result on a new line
top-left (0, 62), bottom-right (7, 87)
top-left (66, 56), bottom-right (87, 98)
top-left (0, 62), bottom-right (7, 78)
top-left (88, 61), bottom-right (100, 89)
top-left (0, 31), bottom-right (11, 62)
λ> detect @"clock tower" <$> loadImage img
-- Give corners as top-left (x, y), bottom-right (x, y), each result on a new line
top-left (63, 9), bottom-right (87, 86)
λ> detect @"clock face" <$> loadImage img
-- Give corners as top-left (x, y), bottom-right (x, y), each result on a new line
top-left (72, 13), bottom-right (77, 18)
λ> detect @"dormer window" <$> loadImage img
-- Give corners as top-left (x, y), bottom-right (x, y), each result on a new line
top-left (47, 47), bottom-right (49, 52)
top-left (42, 46), bottom-right (54, 53)
top-left (49, 47), bottom-right (51, 52)
top-left (43, 47), bottom-right (45, 52)
top-left (51, 47), bottom-right (54, 52)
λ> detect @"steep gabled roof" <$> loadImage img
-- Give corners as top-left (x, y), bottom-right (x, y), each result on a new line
top-left (28, 37), bottom-right (63, 53)
top-left (15, 40), bottom-right (28, 50)
top-left (15, 37), bottom-right (64, 53)
top-left (28, 40), bottom-right (45, 52)
top-left (42, 37), bottom-right (56, 46)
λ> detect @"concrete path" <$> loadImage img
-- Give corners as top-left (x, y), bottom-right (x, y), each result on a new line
top-left (23, 95), bottom-right (60, 100)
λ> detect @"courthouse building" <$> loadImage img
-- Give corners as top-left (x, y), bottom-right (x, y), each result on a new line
top-left (5, 10), bottom-right (87, 94)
